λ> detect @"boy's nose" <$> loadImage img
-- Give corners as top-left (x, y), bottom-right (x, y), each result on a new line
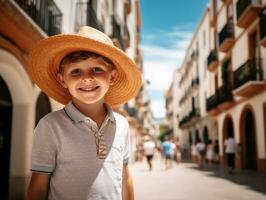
top-left (82, 71), bottom-right (94, 81)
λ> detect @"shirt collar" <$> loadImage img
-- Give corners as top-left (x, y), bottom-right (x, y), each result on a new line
top-left (64, 102), bottom-right (115, 124)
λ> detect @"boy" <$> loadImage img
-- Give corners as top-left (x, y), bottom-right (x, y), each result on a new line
top-left (27, 26), bottom-right (142, 200)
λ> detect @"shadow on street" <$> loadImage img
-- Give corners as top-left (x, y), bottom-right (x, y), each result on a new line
top-left (183, 160), bottom-right (266, 195)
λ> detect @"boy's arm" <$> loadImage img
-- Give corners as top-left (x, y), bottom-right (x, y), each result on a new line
top-left (122, 165), bottom-right (134, 200)
top-left (27, 172), bottom-right (51, 200)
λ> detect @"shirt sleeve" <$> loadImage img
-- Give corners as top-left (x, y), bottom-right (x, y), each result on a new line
top-left (31, 119), bottom-right (57, 173)
top-left (123, 120), bottom-right (131, 165)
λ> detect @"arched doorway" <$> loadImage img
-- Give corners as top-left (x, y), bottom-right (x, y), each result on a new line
top-left (35, 92), bottom-right (51, 126)
top-left (195, 129), bottom-right (200, 143)
top-left (222, 116), bottom-right (234, 164)
top-left (0, 76), bottom-right (12, 199)
top-left (203, 126), bottom-right (209, 144)
top-left (240, 107), bottom-right (257, 170)
top-left (223, 116), bottom-right (234, 139)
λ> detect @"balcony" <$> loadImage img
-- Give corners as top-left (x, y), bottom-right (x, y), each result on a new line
top-left (206, 84), bottom-right (234, 114)
top-left (87, 4), bottom-right (104, 31)
top-left (207, 49), bottom-right (219, 72)
top-left (14, 0), bottom-right (62, 36)
top-left (75, 2), bottom-right (104, 32)
top-left (260, 9), bottom-right (266, 47)
top-left (217, 85), bottom-right (234, 110)
top-left (233, 58), bottom-right (265, 97)
top-left (179, 108), bottom-right (200, 129)
top-left (218, 19), bottom-right (235, 53)
top-left (206, 94), bottom-right (221, 116)
top-left (112, 16), bottom-right (125, 50)
top-left (236, 0), bottom-right (263, 28)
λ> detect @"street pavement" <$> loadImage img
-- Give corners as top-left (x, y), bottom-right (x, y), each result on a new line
top-left (129, 157), bottom-right (266, 200)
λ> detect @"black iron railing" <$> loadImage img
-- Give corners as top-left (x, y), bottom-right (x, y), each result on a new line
top-left (87, 3), bottom-right (104, 31)
top-left (219, 19), bottom-right (234, 46)
top-left (237, 0), bottom-right (261, 20)
top-left (233, 58), bottom-right (263, 89)
top-left (179, 108), bottom-right (200, 127)
top-left (75, 1), bottom-right (104, 32)
top-left (207, 49), bottom-right (218, 67)
top-left (14, 0), bottom-right (62, 36)
top-left (206, 93), bottom-right (218, 111)
top-left (206, 84), bottom-right (233, 111)
top-left (260, 9), bottom-right (266, 41)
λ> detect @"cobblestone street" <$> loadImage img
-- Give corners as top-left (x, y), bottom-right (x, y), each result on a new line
top-left (130, 158), bottom-right (266, 200)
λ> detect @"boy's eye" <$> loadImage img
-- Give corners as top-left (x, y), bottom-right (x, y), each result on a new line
top-left (70, 69), bottom-right (81, 76)
top-left (91, 67), bottom-right (104, 74)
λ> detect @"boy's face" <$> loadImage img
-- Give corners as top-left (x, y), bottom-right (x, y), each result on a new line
top-left (57, 57), bottom-right (117, 105)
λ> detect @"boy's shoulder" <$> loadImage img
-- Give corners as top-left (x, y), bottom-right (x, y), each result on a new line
top-left (37, 109), bottom-right (65, 125)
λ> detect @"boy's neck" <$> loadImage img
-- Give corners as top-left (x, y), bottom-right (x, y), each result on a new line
top-left (72, 99), bottom-right (107, 128)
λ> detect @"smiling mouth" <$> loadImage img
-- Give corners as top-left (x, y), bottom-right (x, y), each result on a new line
top-left (78, 86), bottom-right (100, 92)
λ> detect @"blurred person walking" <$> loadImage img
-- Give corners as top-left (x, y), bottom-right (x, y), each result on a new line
top-left (196, 139), bottom-right (206, 168)
top-left (206, 140), bottom-right (214, 166)
top-left (143, 137), bottom-right (156, 171)
top-left (162, 137), bottom-right (173, 169)
top-left (224, 136), bottom-right (237, 174)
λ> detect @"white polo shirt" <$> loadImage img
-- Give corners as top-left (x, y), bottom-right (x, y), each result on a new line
top-left (31, 102), bottom-right (130, 200)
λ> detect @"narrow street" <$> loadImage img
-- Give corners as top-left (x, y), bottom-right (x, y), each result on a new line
top-left (130, 158), bottom-right (266, 200)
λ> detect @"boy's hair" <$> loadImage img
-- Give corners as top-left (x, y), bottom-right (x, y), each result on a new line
top-left (59, 51), bottom-right (115, 73)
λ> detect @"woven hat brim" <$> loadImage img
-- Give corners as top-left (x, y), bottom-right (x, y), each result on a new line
top-left (28, 34), bottom-right (142, 107)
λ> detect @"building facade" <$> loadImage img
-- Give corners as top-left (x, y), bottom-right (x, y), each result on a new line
top-left (172, 0), bottom-right (266, 173)
top-left (0, 0), bottom-right (149, 198)
top-left (206, 0), bottom-right (266, 172)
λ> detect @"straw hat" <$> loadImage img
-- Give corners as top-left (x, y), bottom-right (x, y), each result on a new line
top-left (28, 26), bottom-right (142, 107)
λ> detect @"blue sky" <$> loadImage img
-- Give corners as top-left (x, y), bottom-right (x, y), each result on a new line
top-left (140, 0), bottom-right (209, 119)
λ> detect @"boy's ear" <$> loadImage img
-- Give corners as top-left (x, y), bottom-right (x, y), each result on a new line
top-left (56, 73), bottom-right (68, 88)
top-left (109, 69), bottom-right (117, 86)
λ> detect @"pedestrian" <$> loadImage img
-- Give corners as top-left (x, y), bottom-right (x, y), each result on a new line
top-left (206, 140), bottom-right (214, 166)
top-left (224, 136), bottom-right (237, 174)
top-left (162, 137), bottom-right (173, 169)
top-left (196, 139), bottom-right (206, 168)
top-left (143, 137), bottom-right (156, 171)
top-left (27, 26), bottom-right (142, 200)
top-left (191, 144), bottom-right (198, 163)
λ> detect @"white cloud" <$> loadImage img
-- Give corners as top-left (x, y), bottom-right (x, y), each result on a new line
top-left (142, 27), bottom-right (193, 118)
